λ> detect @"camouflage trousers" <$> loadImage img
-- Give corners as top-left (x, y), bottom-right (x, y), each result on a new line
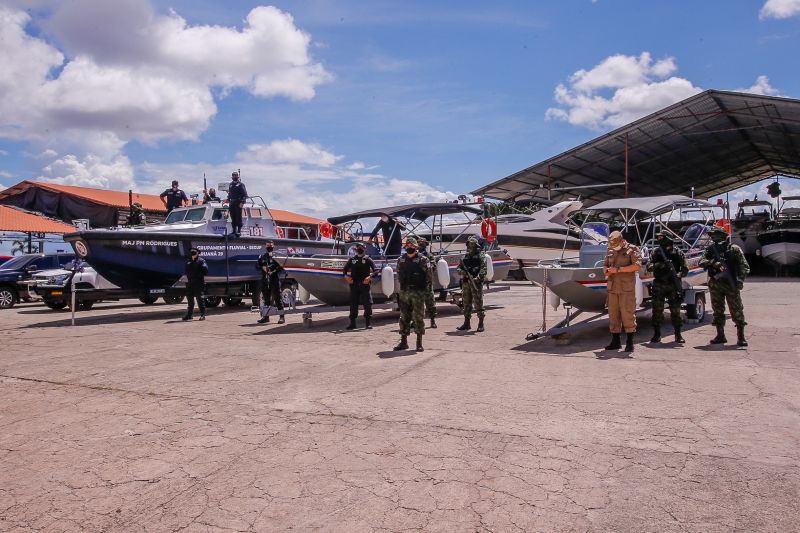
top-left (462, 280), bottom-right (485, 319)
top-left (399, 289), bottom-right (426, 336)
top-left (650, 282), bottom-right (683, 328)
top-left (425, 283), bottom-right (437, 319)
top-left (708, 279), bottom-right (746, 327)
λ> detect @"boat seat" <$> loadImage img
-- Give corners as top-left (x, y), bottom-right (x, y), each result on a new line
top-left (579, 244), bottom-right (608, 268)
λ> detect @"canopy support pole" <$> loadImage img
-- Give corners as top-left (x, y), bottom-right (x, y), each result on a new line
top-left (624, 133), bottom-right (629, 198)
top-left (547, 164), bottom-right (552, 200)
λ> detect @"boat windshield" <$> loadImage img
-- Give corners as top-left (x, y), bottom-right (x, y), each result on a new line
top-left (582, 222), bottom-right (608, 244)
top-left (212, 208), bottom-right (228, 220)
top-left (184, 208), bottom-right (207, 222)
top-left (165, 210), bottom-right (187, 224)
top-left (165, 207), bottom-right (206, 224)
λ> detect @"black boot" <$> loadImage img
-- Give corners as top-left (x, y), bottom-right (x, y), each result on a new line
top-left (456, 317), bottom-right (471, 331)
top-left (476, 317), bottom-right (485, 332)
top-left (736, 325), bottom-right (748, 347)
top-left (278, 315), bottom-right (285, 324)
top-left (199, 315), bottom-right (205, 321)
top-left (624, 333), bottom-right (635, 353)
top-left (394, 335), bottom-right (409, 351)
top-left (257, 316), bottom-right (269, 324)
top-left (416, 334), bottom-right (424, 352)
top-left (182, 314), bottom-right (192, 321)
top-left (650, 326), bottom-right (661, 343)
top-left (710, 324), bottom-right (727, 344)
top-left (605, 333), bottom-right (621, 350)
top-left (365, 317), bottom-right (372, 330)
top-left (674, 327), bottom-right (685, 344)
top-left (429, 317), bottom-right (437, 329)
top-left (346, 319), bottom-right (356, 330)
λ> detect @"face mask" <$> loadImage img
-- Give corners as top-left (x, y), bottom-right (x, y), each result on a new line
top-left (356, 248), bottom-right (365, 255)
top-left (266, 246), bottom-right (273, 252)
top-left (406, 248), bottom-right (416, 255)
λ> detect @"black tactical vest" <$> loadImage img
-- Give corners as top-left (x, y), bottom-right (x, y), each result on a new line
top-left (399, 256), bottom-right (427, 290)
top-left (461, 252), bottom-right (482, 278)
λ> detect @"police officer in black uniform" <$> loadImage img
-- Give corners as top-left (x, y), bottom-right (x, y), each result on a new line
top-left (183, 247), bottom-right (208, 321)
top-left (256, 240), bottom-right (285, 324)
top-left (343, 242), bottom-right (378, 330)
top-left (160, 180), bottom-right (188, 213)
top-left (227, 171), bottom-right (248, 237)
top-left (203, 188), bottom-right (220, 204)
top-left (368, 214), bottom-right (405, 257)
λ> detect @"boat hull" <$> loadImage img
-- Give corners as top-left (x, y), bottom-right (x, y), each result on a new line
top-left (63, 230), bottom-right (337, 290)
top-left (757, 229), bottom-right (800, 266)
top-left (283, 251), bottom-right (514, 306)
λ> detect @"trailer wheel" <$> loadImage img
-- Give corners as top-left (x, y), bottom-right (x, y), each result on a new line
top-left (204, 296), bottom-right (222, 307)
top-left (162, 294), bottom-right (184, 305)
top-left (139, 296), bottom-right (158, 305)
top-left (686, 293), bottom-right (706, 322)
top-left (222, 296), bottom-right (243, 307)
top-left (0, 285), bottom-right (17, 309)
top-left (69, 300), bottom-right (95, 311)
top-left (44, 299), bottom-right (68, 310)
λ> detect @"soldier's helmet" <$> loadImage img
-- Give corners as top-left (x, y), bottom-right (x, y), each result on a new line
top-left (417, 237), bottom-right (428, 246)
top-left (405, 237), bottom-right (418, 248)
top-left (466, 236), bottom-right (479, 247)
top-left (708, 227), bottom-right (728, 240)
top-left (655, 231), bottom-right (673, 243)
top-left (132, 202), bottom-right (142, 209)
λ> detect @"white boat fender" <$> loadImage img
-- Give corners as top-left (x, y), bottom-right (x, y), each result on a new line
top-left (381, 265), bottom-right (395, 297)
top-left (297, 284), bottom-right (311, 304)
top-left (484, 254), bottom-right (495, 281)
top-left (635, 272), bottom-right (644, 307)
top-left (436, 258), bottom-right (450, 287)
top-left (549, 289), bottom-right (561, 310)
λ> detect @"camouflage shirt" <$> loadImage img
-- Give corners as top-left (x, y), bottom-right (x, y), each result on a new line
top-left (699, 242), bottom-right (750, 283)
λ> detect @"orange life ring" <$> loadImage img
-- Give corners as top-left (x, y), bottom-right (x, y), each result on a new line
top-left (481, 218), bottom-right (497, 241)
top-left (320, 222), bottom-right (334, 239)
top-left (276, 227), bottom-right (285, 238)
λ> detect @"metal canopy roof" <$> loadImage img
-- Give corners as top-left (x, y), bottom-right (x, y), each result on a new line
top-left (583, 195), bottom-right (714, 216)
top-left (473, 90), bottom-right (800, 205)
top-left (327, 203), bottom-right (482, 224)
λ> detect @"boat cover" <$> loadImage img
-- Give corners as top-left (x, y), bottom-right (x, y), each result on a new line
top-left (328, 203), bottom-right (483, 224)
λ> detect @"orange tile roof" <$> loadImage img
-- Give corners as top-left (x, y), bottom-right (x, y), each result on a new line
top-left (27, 181), bottom-right (167, 211)
top-left (269, 209), bottom-right (324, 226)
top-left (0, 205), bottom-right (77, 234)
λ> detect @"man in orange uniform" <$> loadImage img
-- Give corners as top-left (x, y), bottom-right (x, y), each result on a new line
top-left (603, 231), bottom-right (641, 352)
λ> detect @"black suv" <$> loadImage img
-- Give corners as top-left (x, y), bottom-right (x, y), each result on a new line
top-left (0, 253), bottom-right (76, 309)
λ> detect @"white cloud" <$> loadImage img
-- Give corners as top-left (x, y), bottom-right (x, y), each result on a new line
top-left (545, 52), bottom-right (702, 130)
top-left (760, 0), bottom-right (800, 19)
top-left (0, 170), bottom-right (13, 179)
top-left (237, 139), bottom-right (343, 167)
top-left (39, 151), bottom-right (136, 192)
top-left (738, 75), bottom-right (781, 96)
top-left (0, 150), bottom-right (8, 156)
top-left (0, 2), bottom-right (330, 147)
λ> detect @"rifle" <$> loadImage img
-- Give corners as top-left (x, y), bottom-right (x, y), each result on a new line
top-left (203, 173), bottom-right (207, 195)
top-left (654, 246), bottom-right (682, 296)
top-left (458, 257), bottom-right (481, 293)
top-left (709, 243), bottom-right (738, 290)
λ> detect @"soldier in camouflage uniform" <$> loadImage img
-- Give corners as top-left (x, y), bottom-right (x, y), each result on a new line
top-left (699, 227), bottom-right (750, 346)
top-left (456, 236), bottom-right (487, 332)
top-left (127, 202), bottom-right (146, 226)
top-left (647, 232), bottom-right (689, 344)
top-left (395, 237), bottom-right (431, 352)
top-left (417, 237), bottom-right (438, 329)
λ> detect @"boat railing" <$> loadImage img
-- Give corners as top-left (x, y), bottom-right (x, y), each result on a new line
top-left (276, 226), bottom-right (311, 241)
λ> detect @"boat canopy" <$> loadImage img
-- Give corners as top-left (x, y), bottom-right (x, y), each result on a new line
top-left (581, 195), bottom-right (714, 217)
top-left (327, 202), bottom-right (483, 225)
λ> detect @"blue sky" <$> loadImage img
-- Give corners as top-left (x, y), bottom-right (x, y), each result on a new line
top-left (0, 0), bottom-right (799, 227)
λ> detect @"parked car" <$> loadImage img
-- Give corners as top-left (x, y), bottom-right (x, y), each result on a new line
top-left (0, 253), bottom-right (76, 309)
top-left (0, 255), bottom-right (12, 266)
top-left (32, 261), bottom-right (118, 311)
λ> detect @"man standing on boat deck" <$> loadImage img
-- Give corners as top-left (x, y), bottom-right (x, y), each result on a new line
top-left (416, 237), bottom-right (438, 329)
top-left (343, 242), bottom-right (378, 330)
top-left (603, 231), bottom-right (641, 353)
top-left (227, 171), bottom-right (248, 237)
top-left (395, 237), bottom-right (430, 352)
top-left (183, 248), bottom-right (208, 321)
top-left (647, 232), bottom-right (689, 344)
top-left (368, 214), bottom-right (405, 257)
top-left (699, 227), bottom-right (750, 346)
top-left (256, 240), bottom-right (285, 324)
top-left (160, 180), bottom-right (188, 213)
top-left (203, 188), bottom-right (220, 204)
top-left (456, 236), bottom-right (487, 332)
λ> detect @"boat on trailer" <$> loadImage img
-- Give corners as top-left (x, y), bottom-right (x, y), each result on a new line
top-left (523, 195), bottom-right (724, 339)
top-left (279, 202), bottom-right (515, 307)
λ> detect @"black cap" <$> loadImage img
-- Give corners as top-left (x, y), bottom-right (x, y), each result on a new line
top-left (172, 180), bottom-right (179, 186)
top-left (190, 247), bottom-right (199, 254)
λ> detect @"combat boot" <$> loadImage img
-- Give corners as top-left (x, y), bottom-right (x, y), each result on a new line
top-left (650, 326), bottom-right (661, 343)
top-left (257, 316), bottom-right (270, 324)
top-left (476, 317), bottom-right (485, 332)
top-left (674, 327), bottom-right (685, 344)
top-left (277, 315), bottom-right (285, 324)
top-left (416, 334), bottom-right (424, 352)
top-left (345, 320), bottom-right (356, 330)
top-left (710, 325), bottom-right (727, 344)
top-left (430, 317), bottom-right (437, 329)
top-left (736, 325), bottom-right (748, 347)
top-left (456, 317), bottom-right (471, 331)
top-left (624, 333), bottom-right (635, 353)
top-left (199, 314), bottom-right (205, 321)
top-left (605, 333), bottom-right (621, 350)
top-left (394, 335), bottom-right (409, 351)
top-left (365, 317), bottom-right (372, 330)
top-left (182, 314), bottom-right (192, 321)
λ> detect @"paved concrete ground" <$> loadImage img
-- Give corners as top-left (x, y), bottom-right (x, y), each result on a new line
top-left (1, 279), bottom-right (798, 532)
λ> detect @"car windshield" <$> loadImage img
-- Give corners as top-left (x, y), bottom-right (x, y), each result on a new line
top-left (0, 255), bottom-right (34, 270)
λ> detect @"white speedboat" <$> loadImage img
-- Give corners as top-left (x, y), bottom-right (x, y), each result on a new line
top-left (757, 196), bottom-right (800, 266)
top-left (731, 198), bottom-right (775, 256)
